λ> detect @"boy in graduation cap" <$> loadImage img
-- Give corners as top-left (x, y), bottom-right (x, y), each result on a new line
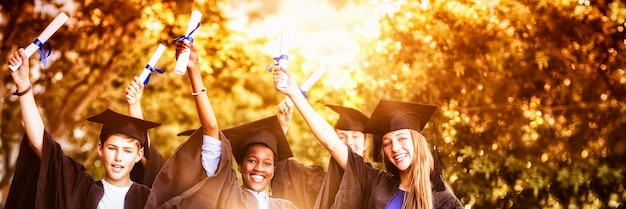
top-left (5, 49), bottom-right (161, 209)
top-left (273, 66), bottom-right (463, 209)
top-left (270, 100), bottom-right (371, 209)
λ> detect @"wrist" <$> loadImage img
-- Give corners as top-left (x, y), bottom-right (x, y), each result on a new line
top-left (15, 82), bottom-right (31, 91)
top-left (13, 84), bottom-right (32, 96)
top-left (192, 87), bottom-right (206, 96)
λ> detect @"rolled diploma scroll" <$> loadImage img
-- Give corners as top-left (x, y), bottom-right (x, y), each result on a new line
top-left (174, 10), bottom-right (203, 75)
top-left (299, 66), bottom-right (327, 92)
top-left (284, 66), bottom-right (327, 106)
top-left (9, 12), bottom-right (69, 71)
top-left (276, 32), bottom-right (289, 90)
top-left (138, 44), bottom-right (167, 83)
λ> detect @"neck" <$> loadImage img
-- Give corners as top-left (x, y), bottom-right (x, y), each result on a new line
top-left (103, 176), bottom-right (132, 187)
top-left (398, 168), bottom-right (411, 191)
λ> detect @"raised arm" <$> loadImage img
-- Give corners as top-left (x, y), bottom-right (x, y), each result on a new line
top-left (8, 48), bottom-right (45, 158)
top-left (176, 41), bottom-right (219, 139)
top-left (125, 77), bottom-right (152, 166)
top-left (277, 99), bottom-right (294, 134)
top-left (126, 76), bottom-right (145, 119)
top-left (273, 66), bottom-right (349, 169)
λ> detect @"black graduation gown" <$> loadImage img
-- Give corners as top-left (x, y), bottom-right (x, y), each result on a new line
top-left (130, 143), bottom-right (165, 188)
top-left (327, 149), bottom-right (463, 209)
top-left (144, 131), bottom-right (298, 209)
top-left (272, 159), bottom-right (326, 209)
top-left (4, 131), bottom-right (150, 209)
top-left (313, 158), bottom-right (344, 209)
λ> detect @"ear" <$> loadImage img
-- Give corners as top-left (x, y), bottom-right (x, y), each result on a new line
top-left (135, 147), bottom-right (144, 163)
top-left (97, 143), bottom-right (103, 157)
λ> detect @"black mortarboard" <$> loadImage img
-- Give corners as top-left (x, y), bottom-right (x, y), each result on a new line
top-left (363, 99), bottom-right (437, 162)
top-left (87, 109), bottom-right (161, 148)
top-left (222, 115), bottom-right (293, 165)
top-left (326, 104), bottom-right (369, 131)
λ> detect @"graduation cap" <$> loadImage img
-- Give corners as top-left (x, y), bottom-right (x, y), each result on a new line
top-left (326, 104), bottom-right (369, 131)
top-left (87, 109), bottom-right (161, 148)
top-left (177, 129), bottom-right (197, 136)
top-left (363, 99), bottom-right (437, 162)
top-left (222, 115), bottom-right (293, 165)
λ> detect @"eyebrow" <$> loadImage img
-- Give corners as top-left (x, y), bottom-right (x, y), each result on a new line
top-left (107, 144), bottom-right (137, 150)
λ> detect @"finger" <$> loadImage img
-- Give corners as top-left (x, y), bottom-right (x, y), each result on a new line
top-left (9, 52), bottom-right (20, 64)
top-left (18, 49), bottom-right (27, 60)
top-left (278, 102), bottom-right (286, 113)
top-left (133, 76), bottom-right (145, 89)
top-left (130, 80), bottom-right (140, 91)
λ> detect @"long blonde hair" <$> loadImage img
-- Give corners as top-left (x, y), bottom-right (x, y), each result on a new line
top-left (381, 129), bottom-right (434, 209)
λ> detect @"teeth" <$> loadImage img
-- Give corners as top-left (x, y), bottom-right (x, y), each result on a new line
top-left (251, 175), bottom-right (264, 182)
top-left (394, 154), bottom-right (407, 161)
top-left (112, 165), bottom-right (123, 172)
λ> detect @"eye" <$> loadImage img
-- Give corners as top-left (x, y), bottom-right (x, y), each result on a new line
top-left (382, 140), bottom-right (391, 147)
top-left (124, 149), bottom-right (133, 154)
top-left (264, 162), bottom-right (273, 167)
top-left (107, 147), bottom-right (116, 151)
top-left (248, 159), bottom-right (257, 164)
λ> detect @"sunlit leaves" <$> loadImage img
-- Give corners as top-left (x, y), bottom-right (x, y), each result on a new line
top-left (349, 0), bottom-right (626, 207)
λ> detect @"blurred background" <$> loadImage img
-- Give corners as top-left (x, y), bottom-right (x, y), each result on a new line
top-left (1, 0), bottom-right (625, 208)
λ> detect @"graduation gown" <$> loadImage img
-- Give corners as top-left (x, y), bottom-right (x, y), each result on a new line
top-left (144, 131), bottom-right (298, 209)
top-left (313, 158), bottom-right (343, 209)
top-left (326, 149), bottom-right (463, 209)
top-left (272, 159), bottom-right (326, 209)
top-left (4, 131), bottom-right (150, 209)
top-left (130, 143), bottom-right (165, 188)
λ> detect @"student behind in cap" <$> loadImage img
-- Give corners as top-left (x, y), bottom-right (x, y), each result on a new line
top-left (5, 49), bottom-right (161, 208)
top-left (271, 99), bottom-right (371, 209)
top-left (144, 41), bottom-right (296, 208)
top-left (272, 66), bottom-right (463, 209)
top-left (125, 76), bottom-right (166, 188)
top-left (312, 103), bottom-right (373, 209)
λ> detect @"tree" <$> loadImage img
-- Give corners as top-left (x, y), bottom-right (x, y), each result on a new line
top-left (352, 0), bottom-right (626, 207)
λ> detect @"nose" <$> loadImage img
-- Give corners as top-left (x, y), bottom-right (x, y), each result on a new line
top-left (391, 139), bottom-right (401, 152)
top-left (114, 149), bottom-right (123, 162)
top-left (253, 162), bottom-right (265, 172)
top-left (346, 134), bottom-right (354, 147)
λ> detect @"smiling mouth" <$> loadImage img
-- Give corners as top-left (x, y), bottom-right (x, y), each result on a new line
top-left (250, 174), bottom-right (265, 183)
top-left (394, 153), bottom-right (408, 162)
top-left (111, 164), bottom-right (124, 173)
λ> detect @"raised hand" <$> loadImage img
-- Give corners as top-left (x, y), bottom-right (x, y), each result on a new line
top-left (176, 41), bottom-right (200, 73)
top-left (272, 66), bottom-right (300, 98)
top-left (8, 48), bottom-right (31, 92)
top-left (126, 76), bottom-right (144, 106)
top-left (277, 98), bottom-right (294, 134)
